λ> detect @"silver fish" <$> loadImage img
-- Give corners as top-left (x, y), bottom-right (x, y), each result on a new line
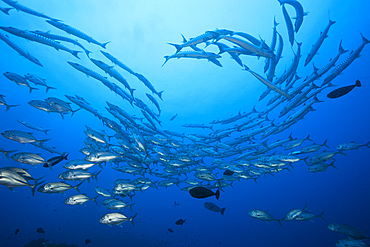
top-left (99, 212), bottom-right (138, 226)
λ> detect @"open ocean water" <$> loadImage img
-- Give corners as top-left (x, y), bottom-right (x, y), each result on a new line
top-left (0, 0), bottom-right (369, 246)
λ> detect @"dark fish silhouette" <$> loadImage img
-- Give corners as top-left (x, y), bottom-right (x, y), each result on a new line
top-left (85, 239), bottom-right (91, 244)
top-left (327, 80), bottom-right (361, 99)
top-left (189, 186), bottom-right (220, 200)
top-left (43, 153), bottom-right (69, 170)
top-left (174, 201), bottom-right (180, 206)
top-left (168, 228), bottom-right (174, 233)
top-left (223, 170), bottom-right (234, 176)
top-left (15, 228), bottom-right (19, 235)
top-left (36, 227), bottom-right (45, 234)
top-left (170, 113), bottom-right (177, 121)
top-left (175, 219), bottom-right (186, 225)
top-left (204, 202), bottom-right (226, 215)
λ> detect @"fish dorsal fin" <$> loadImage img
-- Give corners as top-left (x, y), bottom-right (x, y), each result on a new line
top-left (181, 34), bottom-right (187, 43)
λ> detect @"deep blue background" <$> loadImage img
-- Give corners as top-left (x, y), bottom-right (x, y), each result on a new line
top-left (0, 0), bottom-right (369, 246)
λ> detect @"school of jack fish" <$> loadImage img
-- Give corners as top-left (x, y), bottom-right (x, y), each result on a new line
top-left (0, 0), bottom-right (369, 245)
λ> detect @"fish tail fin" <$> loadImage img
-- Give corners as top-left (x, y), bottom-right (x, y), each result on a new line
top-left (317, 211), bottom-right (326, 221)
top-left (62, 152), bottom-right (69, 160)
top-left (5, 104), bottom-right (19, 112)
top-left (71, 50), bottom-right (81, 59)
top-left (74, 181), bottom-right (84, 193)
top-left (29, 87), bottom-right (38, 94)
top-left (338, 40), bottom-right (348, 54)
top-left (360, 32), bottom-right (370, 45)
top-left (322, 139), bottom-right (329, 148)
top-left (338, 150), bottom-right (347, 156)
top-left (130, 212), bottom-right (138, 227)
top-left (45, 86), bottom-right (57, 93)
top-left (71, 107), bottom-right (82, 117)
top-left (3, 149), bottom-right (17, 160)
top-left (128, 203), bottom-right (136, 212)
top-left (97, 162), bottom-right (103, 170)
top-left (43, 129), bottom-right (52, 135)
top-left (1, 7), bottom-right (13, 15)
top-left (277, 218), bottom-right (284, 228)
top-left (84, 49), bottom-right (92, 58)
top-left (31, 179), bottom-right (45, 197)
top-left (91, 195), bottom-right (99, 205)
top-left (329, 18), bottom-right (336, 26)
top-left (37, 138), bottom-right (51, 145)
top-left (329, 161), bottom-right (338, 169)
top-left (217, 45), bottom-right (226, 54)
top-left (130, 88), bottom-right (136, 97)
top-left (303, 156), bottom-right (310, 165)
top-left (34, 175), bottom-right (46, 184)
top-left (364, 141), bottom-right (370, 148)
top-left (305, 134), bottom-right (313, 142)
top-left (288, 132), bottom-right (293, 141)
top-left (215, 190), bottom-right (220, 200)
top-left (101, 41), bottom-right (110, 49)
top-left (157, 90), bottom-right (164, 101)
top-left (162, 56), bottom-right (170, 67)
top-left (93, 170), bottom-right (102, 182)
top-left (273, 15), bottom-right (279, 27)
top-left (167, 43), bottom-right (182, 53)
top-left (220, 207), bottom-right (226, 215)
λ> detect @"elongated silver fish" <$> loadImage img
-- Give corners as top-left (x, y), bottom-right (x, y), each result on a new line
top-left (17, 120), bottom-right (51, 135)
top-left (0, 32), bottom-right (42, 66)
top-left (281, 3), bottom-right (294, 46)
top-left (323, 34), bottom-right (369, 84)
top-left (243, 65), bottom-right (291, 99)
top-left (304, 19), bottom-right (335, 66)
top-left (0, 27), bottom-right (80, 58)
top-left (46, 20), bottom-right (109, 49)
top-left (2, 0), bottom-right (58, 20)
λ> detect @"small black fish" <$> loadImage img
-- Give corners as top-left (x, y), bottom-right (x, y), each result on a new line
top-left (223, 170), bottom-right (234, 176)
top-left (189, 187), bottom-right (220, 200)
top-left (36, 227), bottom-right (45, 234)
top-left (175, 219), bottom-right (186, 225)
top-left (14, 228), bottom-right (19, 235)
top-left (174, 201), bottom-right (180, 206)
top-left (327, 80), bottom-right (361, 99)
top-left (170, 114), bottom-right (177, 121)
top-left (85, 239), bottom-right (91, 244)
top-left (168, 228), bottom-right (174, 233)
top-left (43, 153), bottom-right (69, 170)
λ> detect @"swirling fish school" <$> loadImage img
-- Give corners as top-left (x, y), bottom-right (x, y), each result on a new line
top-left (0, 1), bottom-right (368, 243)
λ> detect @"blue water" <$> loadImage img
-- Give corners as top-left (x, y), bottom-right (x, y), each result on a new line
top-left (0, 0), bottom-right (369, 246)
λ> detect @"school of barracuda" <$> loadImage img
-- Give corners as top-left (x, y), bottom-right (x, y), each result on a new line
top-left (0, 0), bottom-right (369, 245)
